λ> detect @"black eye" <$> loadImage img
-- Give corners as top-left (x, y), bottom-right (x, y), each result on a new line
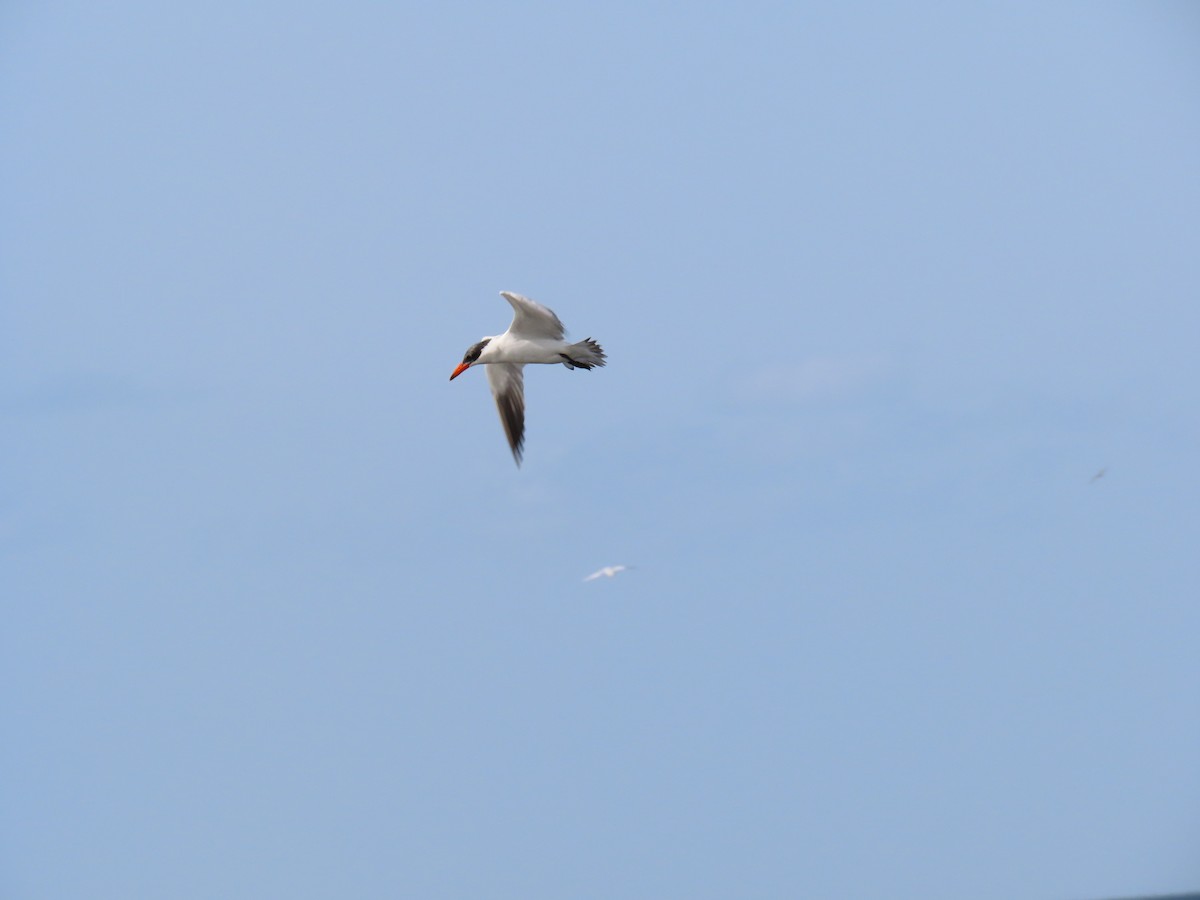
top-left (464, 339), bottom-right (489, 363)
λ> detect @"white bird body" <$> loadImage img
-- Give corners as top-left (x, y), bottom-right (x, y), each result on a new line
top-left (476, 334), bottom-right (567, 365)
top-left (584, 565), bottom-right (632, 582)
top-left (451, 292), bottom-right (605, 465)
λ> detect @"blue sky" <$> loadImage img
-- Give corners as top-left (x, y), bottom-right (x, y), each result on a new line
top-left (3, 2), bottom-right (1199, 897)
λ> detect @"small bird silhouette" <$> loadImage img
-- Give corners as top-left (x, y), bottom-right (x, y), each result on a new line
top-left (1089, 467), bottom-right (1107, 484)
top-left (583, 565), bottom-right (633, 582)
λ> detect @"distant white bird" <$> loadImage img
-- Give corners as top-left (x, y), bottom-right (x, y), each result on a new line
top-left (450, 291), bottom-right (606, 466)
top-left (584, 565), bottom-right (632, 582)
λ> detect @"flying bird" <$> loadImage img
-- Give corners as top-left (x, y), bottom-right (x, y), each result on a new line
top-left (450, 292), bottom-right (606, 465)
top-left (1090, 467), bottom-right (1107, 484)
top-left (584, 565), bottom-right (632, 582)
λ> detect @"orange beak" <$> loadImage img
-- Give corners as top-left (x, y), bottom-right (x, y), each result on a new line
top-left (449, 362), bottom-right (470, 381)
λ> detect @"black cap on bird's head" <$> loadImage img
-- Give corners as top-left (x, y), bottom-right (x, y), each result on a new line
top-left (449, 339), bottom-right (490, 380)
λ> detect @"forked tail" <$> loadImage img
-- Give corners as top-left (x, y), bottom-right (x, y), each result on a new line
top-left (559, 338), bottom-right (606, 370)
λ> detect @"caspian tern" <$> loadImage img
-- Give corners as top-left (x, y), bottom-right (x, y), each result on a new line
top-left (450, 292), bottom-right (606, 465)
top-left (584, 565), bottom-right (632, 582)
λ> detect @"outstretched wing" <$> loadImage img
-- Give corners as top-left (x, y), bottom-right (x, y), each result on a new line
top-left (486, 362), bottom-right (526, 465)
top-left (500, 291), bottom-right (566, 341)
